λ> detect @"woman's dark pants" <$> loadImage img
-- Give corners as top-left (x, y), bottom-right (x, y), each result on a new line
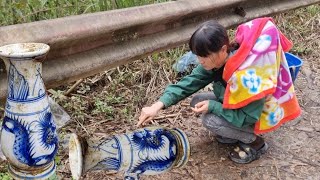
top-left (190, 93), bottom-right (256, 144)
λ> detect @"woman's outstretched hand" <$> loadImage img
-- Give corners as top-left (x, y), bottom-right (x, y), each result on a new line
top-left (137, 101), bottom-right (164, 127)
top-left (191, 100), bottom-right (209, 114)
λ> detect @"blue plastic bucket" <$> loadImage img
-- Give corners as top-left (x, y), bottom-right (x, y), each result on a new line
top-left (285, 52), bottom-right (303, 82)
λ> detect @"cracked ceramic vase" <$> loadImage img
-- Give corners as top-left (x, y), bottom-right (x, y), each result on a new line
top-left (69, 127), bottom-right (190, 180)
top-left (0, 43), bottom-right (58, 179)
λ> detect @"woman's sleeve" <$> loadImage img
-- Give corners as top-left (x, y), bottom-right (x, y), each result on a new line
top-left (159, 65), bottom-right (215, 108)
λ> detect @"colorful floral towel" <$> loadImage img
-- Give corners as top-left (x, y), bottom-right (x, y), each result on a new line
top-left (222, 17), bottom-right (301, 134)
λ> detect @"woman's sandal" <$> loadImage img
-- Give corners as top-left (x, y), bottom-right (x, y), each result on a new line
top-left (228, 142), bottom-right (269, 164)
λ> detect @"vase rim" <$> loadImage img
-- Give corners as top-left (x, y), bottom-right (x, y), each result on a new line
top-left (0, 43), bottom-right (50, 58)
top-left (69, 133), bottom-right (83, 180)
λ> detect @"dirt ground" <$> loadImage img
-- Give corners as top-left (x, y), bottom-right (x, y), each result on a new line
top-left (83, 74), bottom-right (320, 180)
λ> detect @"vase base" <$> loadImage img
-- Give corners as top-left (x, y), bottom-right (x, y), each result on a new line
top-left (8, 161), bottom-right (56, 180)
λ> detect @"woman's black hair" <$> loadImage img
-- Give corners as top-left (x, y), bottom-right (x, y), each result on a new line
top-left (189, 20), bottom-right (232, 57)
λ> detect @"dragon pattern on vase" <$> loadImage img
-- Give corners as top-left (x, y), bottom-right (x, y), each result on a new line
top-left (2, 60), bottom-right (58, 167)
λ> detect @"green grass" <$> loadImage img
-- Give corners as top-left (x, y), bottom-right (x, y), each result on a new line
top-left (0, 0), bottom-right (169, 26)
top-left (0, 172), bottom-right (12, 180)
top-left (0, 167), bottom-right (12, 180)
top-left (275, 4), bottom-right (320, 56)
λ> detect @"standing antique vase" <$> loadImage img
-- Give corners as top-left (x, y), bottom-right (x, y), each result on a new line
top-left (0, 43), bottom-right (58, 179)
top-left (69, 127), bottom-right (190, 179)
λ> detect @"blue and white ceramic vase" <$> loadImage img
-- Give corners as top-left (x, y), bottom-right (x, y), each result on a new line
top-left (69, 126), bottom-right (190, 180)
top-left (0, 43), bottom-right (58, 179)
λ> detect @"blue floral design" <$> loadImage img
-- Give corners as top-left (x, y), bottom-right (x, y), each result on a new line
top-left (268, 107), bottom-right (284, 125)
top-left (242, 69), bottom-right (261, 94)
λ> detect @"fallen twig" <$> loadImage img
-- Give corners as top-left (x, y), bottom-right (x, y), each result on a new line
top-left (162, 66), bottom-right (172, 84)
top-left (181, 102), bottom-right (190, 106)
top-left (64, 78), bottom-right (84, 96)
top-left (273, 158), bottom-right (281, 180)
top-left (74, 118), bottom-right (90, 136)
top-left (154, 113), bottom-right (180, 120)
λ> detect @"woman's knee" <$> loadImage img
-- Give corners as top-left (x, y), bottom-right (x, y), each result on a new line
top-left (190, 93), bottom-right (216, 107)
top-left (201, 114), bottom-right (224, 130)
top-left (202, 115), bottom-right (236, 137)
top-left (191, 95), bottom-right (201, 107)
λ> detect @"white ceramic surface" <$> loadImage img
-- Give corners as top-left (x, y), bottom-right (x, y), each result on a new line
top-left (0, 43), bottom-right (58, 179)
top-left (69, 127), bottom-right (190, 180)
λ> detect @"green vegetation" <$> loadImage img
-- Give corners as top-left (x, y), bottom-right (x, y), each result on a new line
top-left (0, 0), bottom-right (169, 26)
top-left (0, 166), bottom-right (12, 180)
top-left (275, 5), bottom-right (320, 56)
top-left (0, 172), bottom-right (12, 180)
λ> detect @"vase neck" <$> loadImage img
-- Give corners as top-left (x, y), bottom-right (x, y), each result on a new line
top-left (4, 58), bottom-right (46, 101)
